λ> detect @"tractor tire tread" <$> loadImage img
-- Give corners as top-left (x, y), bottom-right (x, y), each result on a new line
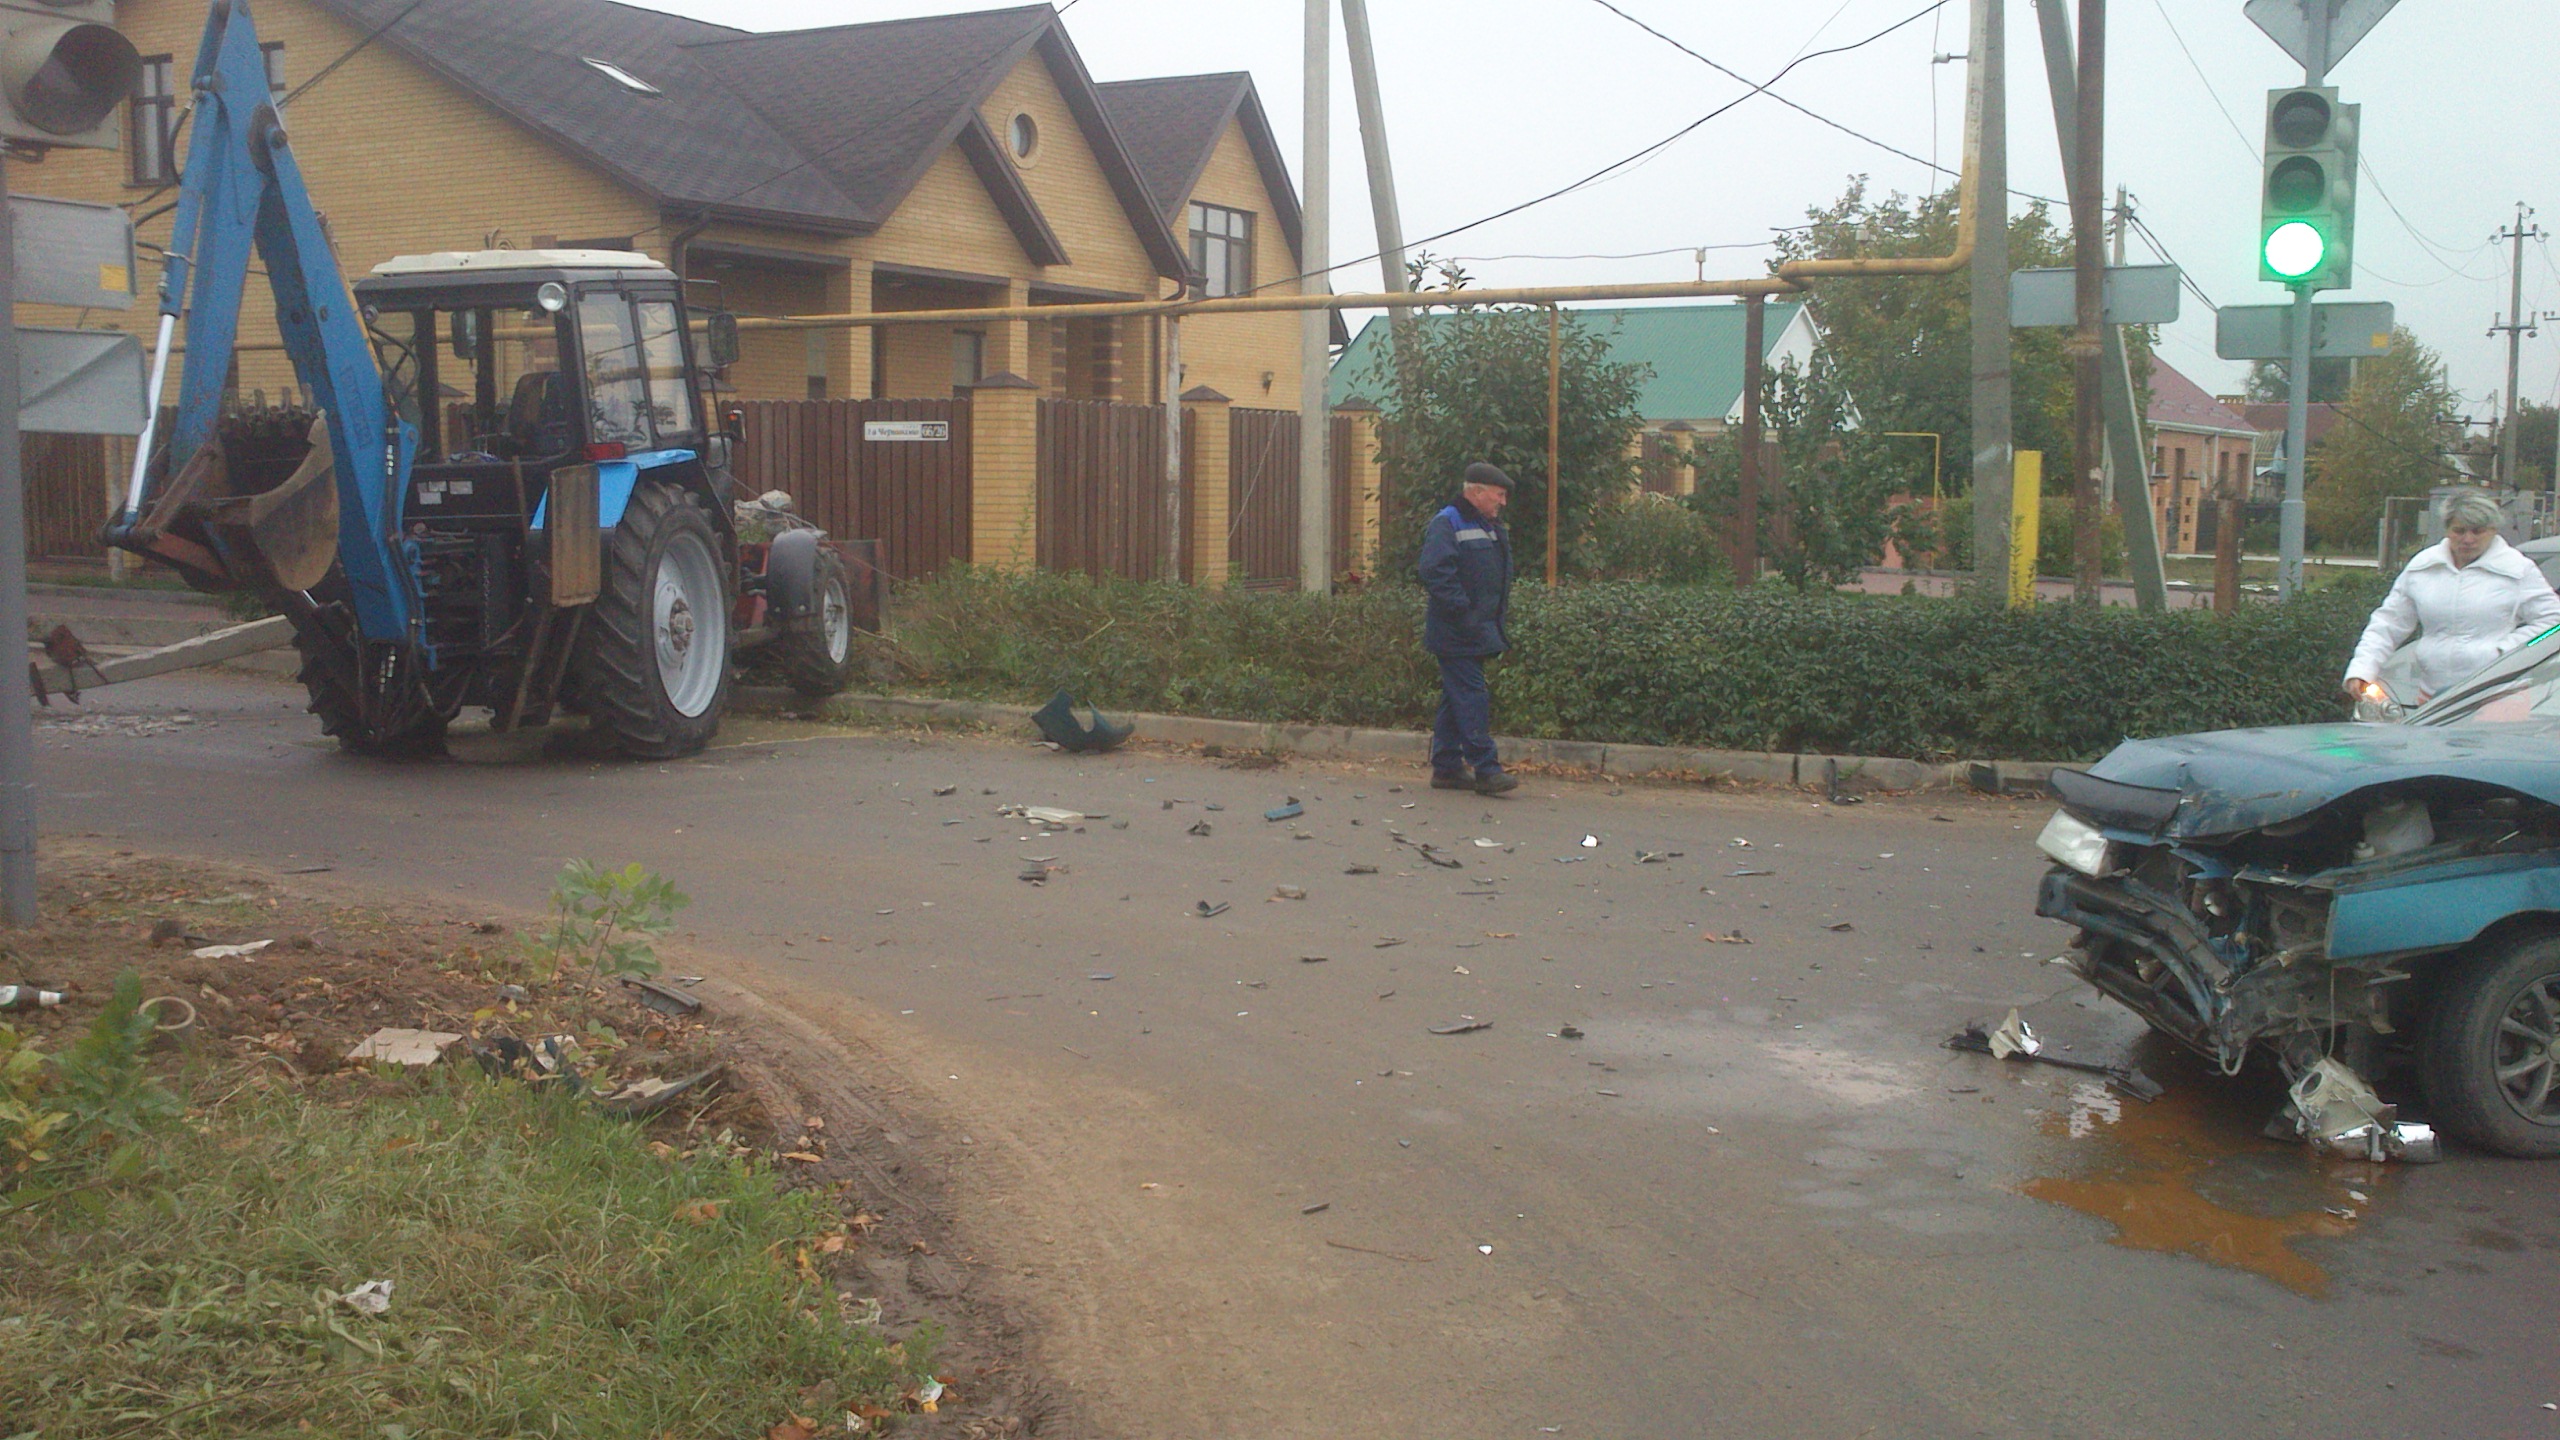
top-left (570, 483), bottom-right (728, 760)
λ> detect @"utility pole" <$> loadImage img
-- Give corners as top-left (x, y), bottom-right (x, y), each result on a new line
top-left (1966, 0), bottom-right (2011, 596)
top-left (1298, 0), bottom-right (1333, 594)
top-left (0, 157), bottom-right (33, 923)
top-left (2068, 0), bottom-right (2105, 602)
top-left (1340, 0), bottom-right (1410, 317)
top-left (2490, 202), bottom-right (2547, 491)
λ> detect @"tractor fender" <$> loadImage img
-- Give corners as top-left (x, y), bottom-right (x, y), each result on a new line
top-left (764, 528), bottom-right (826, 621)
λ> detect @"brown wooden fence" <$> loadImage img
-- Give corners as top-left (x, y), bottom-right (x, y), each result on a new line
top-left (24, 434), bottom-right (107, 561)
top-left (1036, 399), bottom-right (1166, 581)
top-left (1228, 407), bottom-right (1299, 587)
top-left (731, 398), bottom-right (971, 581)
top-left (1639, 431), bottom-right (1680, 495)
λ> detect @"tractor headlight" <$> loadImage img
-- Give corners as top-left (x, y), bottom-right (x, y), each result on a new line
top-left (2036, 809), bottom-right (2112, 877)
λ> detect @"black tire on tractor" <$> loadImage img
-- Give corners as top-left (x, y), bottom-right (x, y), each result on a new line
top-left (292, 621), bottom-right (446, 756)
top-left (570, 482), bottom-right (732, 760)
top-left (2418, 930), bottom-right (2560, 1158)
top-left (776, 545), bottom-right (857, 698)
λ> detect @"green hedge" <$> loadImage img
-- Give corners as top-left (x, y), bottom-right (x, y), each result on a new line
top-left (875, 568), bottom-right (2380, 762)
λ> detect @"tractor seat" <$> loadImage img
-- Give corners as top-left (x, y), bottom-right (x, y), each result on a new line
top-left (502, 371), bottom-right (574, 458)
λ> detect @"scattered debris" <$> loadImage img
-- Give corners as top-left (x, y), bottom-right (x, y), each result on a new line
top-left (1032, 690), bottom-right (1133, 753)
top-left (333, 1279), bottom-right (395, 1315)
top-left (1187, 820), bottom-right (1214, 837)
top-left (281, 863), bottom-right (335, 875)
top-left (933, 784), bottom-right (958, 796)
top-left (1018, 866), bottom-right (1052, 885)
top-left (1596, 1089), bottom-right (1622, 1098)
top-left (1002, 805), bottom-right (1087, 828)
top-left (1701, 930), bottom-right (1751, 945)
top-left (1088, 972), bottom-right (1115, 981)
top-left (1194, 901), bottom-right (1231, 919)
top-left (1556, 1025), bottom-right (1585, 1040)
top-left (1821, 921), bottom-right (1855, 933)
top-left (1429, 1020), bottom-right (1493, 1036)
top-left (596, 1066), bottom-right (722, 1118)
top-left (1579, 835), bottom-right (1600, 849)
top-left (1324, 1238), bottom-right (1435, 1263)
top-left (1375, 937), bottom-right (1406, 948)
top-left (1299, 955), bottom-right (1329, 964)
top-left (1265, 799), bottom-right (1305, 822)
top-left (621, 976), bottom-right (704, 1016)
top-left (1344, 863), bottom-right (1377, 875)
top-left (1823, 757), bottom-right (1866, 806)
top-left (346, 1027), bottom-right (464, 1067)
top-left (1300, 1202), bottom-right (1331, 1215)
top-left (1273, 885), bottom-right (1307, 901)
top-left (1943, 1014), bottom-right (2164, 1101)
top-left (0, 985), bottom-right (64, 1011)
top-left (190, 939), bottom-right (273, 960)
top-left (1472, 837), bottom-right (1507, 849)
top-left (1636, 850), bottom-right (1683, 864)
top-left (2284, 1057), bottom-right (2442, 1163)
top-left (1729, 868), bottom-right (1773, 878)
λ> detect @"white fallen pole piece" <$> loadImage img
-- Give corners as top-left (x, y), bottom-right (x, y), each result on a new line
top-left (29, 614), bottom-right (293, 695)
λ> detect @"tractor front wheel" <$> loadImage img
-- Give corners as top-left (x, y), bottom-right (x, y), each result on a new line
top-left (571, 484), bottom-right (731, 759)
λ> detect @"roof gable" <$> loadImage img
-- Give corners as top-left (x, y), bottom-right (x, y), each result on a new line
top-left (2146, 360), bottom-right (2256, 434)
top-left (1097, 72), bottom-right (1307, 265)
top-left (1329, 301), bottom-right (1812, 418)
top-left (312, 0), bottom-right (1183, 274)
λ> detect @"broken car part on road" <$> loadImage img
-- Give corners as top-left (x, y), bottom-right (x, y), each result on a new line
top-left (1943, 1011), bottom-right (2164, 1102)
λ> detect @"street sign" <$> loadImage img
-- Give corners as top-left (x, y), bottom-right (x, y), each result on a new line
top-left (2214, 301), bottom-right (2395, 361)
top-left (863, 420), bottom-right (948, 442)
top-left (2010, 265), bottom-right (2181, 328)
top-left (2244, 0), bottom-right (2398, 76)
top-left (17, 327), bottom-right (143, 434)
top-left (9, 194), bottom-right (130, 309)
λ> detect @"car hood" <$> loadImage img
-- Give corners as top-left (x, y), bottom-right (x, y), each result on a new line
top-left (2087, 720), bottom-right (2560, 837)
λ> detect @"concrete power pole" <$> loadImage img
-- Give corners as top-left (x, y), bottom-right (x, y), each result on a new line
top-left (2490, 202), bottom-right (2547, 491)
top-left (0, 158), bottom-right (33, 923)
top-left (1340, 0), bottom-right (1409, 304)
top-left (1297, 0), bottom-right (1334, 594)
top-left (1966, 0), bottom-right (2012, 595)
top-left (2068, 0), bottom-right (2104, 602)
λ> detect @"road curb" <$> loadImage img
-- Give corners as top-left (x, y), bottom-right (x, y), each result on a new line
top-left (732, 688), bottom-right (2075, 796)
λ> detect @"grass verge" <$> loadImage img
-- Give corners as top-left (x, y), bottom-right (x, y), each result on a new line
top-left (1, 1067), bottom-right (932, 1438)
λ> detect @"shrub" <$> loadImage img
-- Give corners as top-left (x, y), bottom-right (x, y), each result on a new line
top-left (881, 569), bottom-right (2380, 761)
top-left (1581, 494), bottom-right (1729, 585)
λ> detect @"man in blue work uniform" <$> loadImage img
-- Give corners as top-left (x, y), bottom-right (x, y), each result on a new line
top-left (1418, 461), bottom-right (1519, 795)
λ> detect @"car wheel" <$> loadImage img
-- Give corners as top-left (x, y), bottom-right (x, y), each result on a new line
top-left (2419, 931), bottom-right (2560, 1158)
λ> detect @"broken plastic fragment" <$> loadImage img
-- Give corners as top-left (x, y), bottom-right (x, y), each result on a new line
top-left (1429, 1019), bottom-right (1492, 1035)
top-left (334, 1279), bottom-right (394, 1315)
top-left (1344, 863), bottom-right (1377, 875)
top-left (1580, 835), bottom-right (1600, 848)
top-left (346, 1027), bottom-right (463, 1066)
top-left (1194, 900), bottom-right (1230, 919)
top-left (1557, 1024), bottom-right (1585, 1040)
top-left (1187, 820), bottom-right (1214, 837)
top-left (191, 939), bottom-right (273, 960)
top-left (1265, 799), bottom-right (1305, 822)
top-left (1032, 691), bottom-right (1132, 753)
top-left (1987, 1008), bottom-right (2041, 1059)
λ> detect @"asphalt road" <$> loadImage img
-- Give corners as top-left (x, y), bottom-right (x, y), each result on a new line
top-left (41, 674), bottom-right (2560, 1440)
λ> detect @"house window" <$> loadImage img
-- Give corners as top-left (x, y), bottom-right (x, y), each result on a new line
top-left (1008, 113), bottom-right (1039, 161)
top-left (952, 330), bottom-right (985, 390)
top-left (1188, 203), bottom-right (1252, 298)
top-left (130, 56), bottom-right (176, 185)
top-left (262, 41), bottom-right (287, 102)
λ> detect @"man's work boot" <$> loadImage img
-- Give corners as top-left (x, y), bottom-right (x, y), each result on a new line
top-left (1474, 771), bottom-right (1520, 796)
top-left (1431, 771), bottom-right (1473, 790)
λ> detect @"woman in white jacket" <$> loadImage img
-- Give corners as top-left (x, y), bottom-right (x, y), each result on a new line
top-left (2344, 489), bottom-right (2560, 703)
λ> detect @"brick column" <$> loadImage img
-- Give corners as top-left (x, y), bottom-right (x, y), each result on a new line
top-left (968, 372), bottom-right (1042, 570)
top-left (1336, 399), bottom-right (1384, 575)
top-left (1661, 419), bottom-right (1699, 496)
top-left (983, 281), bottom-right (1033, 383)
top-left (820, 265), bottom-right (873, 400)
top-left (1182, 385), bottom-right (1231, 588)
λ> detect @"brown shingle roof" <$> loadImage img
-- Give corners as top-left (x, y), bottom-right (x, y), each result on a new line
top-left (2145, 358), bottom-right (2256, 435)
top-left (1096, 71), bottom-right (1306, 266)
top-left (312, 0), bottom-right (1182, 276)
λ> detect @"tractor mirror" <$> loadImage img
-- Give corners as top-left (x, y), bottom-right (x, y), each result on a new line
top-left (706, 311), bottom-right (740, 369)
top-left (448, 309), bottom-right (479, 360)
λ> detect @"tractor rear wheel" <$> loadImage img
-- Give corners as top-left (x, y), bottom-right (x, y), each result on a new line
top-left (776, 546), bottom-right (857, 698)
top-left (571, 483), bottom-right (731, 759)
top-left (293, 621), bottom-right (446, 756)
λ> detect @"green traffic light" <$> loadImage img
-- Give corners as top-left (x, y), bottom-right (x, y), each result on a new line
top-left (2264, 220), bottom-right (2326, 279)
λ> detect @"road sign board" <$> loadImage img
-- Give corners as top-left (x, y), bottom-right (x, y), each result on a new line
top-left (2213, 301), bottom-right (2395, 361)
top-left (863, 420), bottom-right (948, 442)
top-left (10, 194), bottom-right (131, 309)
top-left (17, 327), bottom-right (144, 434)
top-left (2244, 0), bottom-right (2398, 76)
top-left (2010, 265), bottom-right (2181, 328)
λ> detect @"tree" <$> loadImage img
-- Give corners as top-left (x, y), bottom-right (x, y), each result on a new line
top-left (2512, 400), bottom-right (2556, 492)
top-left (1768, 178), bottom-right (2156, 506)
top-left (1353, 258), bottom-right (1651, 582)
top-left (2246, 356), bottom-right (2354, 404)
top-left (1685, 350), bottom-right (1933, 589)
top-left (2305, 328), bottom-right (2462, 549)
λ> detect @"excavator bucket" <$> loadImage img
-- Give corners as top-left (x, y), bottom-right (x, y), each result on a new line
top-left (202, 415), bottom-right (339, 593)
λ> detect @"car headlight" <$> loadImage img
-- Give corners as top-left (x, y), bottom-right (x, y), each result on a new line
top-left (2036, 809), bottom-right (2111, 877)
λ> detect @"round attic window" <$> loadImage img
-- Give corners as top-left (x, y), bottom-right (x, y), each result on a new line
top-left (1009, 113), bottom-right (1039, 162)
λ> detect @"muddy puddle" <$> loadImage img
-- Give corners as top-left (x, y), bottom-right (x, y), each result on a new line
top-left (2020, 1059), bottom-right (2389, 1296)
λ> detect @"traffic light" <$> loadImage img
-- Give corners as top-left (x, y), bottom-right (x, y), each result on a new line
top-left (0, 1), bottom-right (138, 150)
top-left (2258, 85), bottom-right (2358, 290)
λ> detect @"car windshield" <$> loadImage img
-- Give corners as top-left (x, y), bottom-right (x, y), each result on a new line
top-left (2412, 622), bottom-right (2560, 725)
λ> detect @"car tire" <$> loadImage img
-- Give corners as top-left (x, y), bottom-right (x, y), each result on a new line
top-left (2418, 931), bottom-right (2560, 1158)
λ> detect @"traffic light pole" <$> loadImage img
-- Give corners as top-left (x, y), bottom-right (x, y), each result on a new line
top-left (2277, 15), bottom-right (2327, 602)
top-left (0, 154), bottom-right (35, 922)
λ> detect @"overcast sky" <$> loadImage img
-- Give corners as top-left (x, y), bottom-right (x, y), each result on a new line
top-left (639, 0), bottom-right (2558, 426)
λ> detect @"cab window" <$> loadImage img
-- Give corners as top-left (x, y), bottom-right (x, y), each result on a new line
top-left (577, 294), bottom-right (651, 449)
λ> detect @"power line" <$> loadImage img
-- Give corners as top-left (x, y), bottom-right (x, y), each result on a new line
top-left (2359, 159), bottom-right (2501, 281)
top-left (2145, 0), bottom-right (2255, 161)
top-left (1254, 0), bottom-right (1967, 295)
top-left (1578, 0), bottom-right (2061, 208)
top-left (1439, 241), bottom-right (1776, 264)
top-left (2123, 209), bottom-right (2220, 313)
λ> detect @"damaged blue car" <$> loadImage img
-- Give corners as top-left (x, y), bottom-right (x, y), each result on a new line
top-left (2034, 626), bottom-right (2560, 1158)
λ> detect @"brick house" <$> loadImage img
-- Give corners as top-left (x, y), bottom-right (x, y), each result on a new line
top-left (27, 0), bottom-right (1311, 407)
top-left (2145, 361), bottom-right (2258, 554)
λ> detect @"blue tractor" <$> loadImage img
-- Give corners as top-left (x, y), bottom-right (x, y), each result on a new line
top-left (103, 1), bottom-right (861, 757)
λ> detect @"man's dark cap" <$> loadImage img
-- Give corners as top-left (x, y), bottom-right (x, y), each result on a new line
top-left (1463, 462), bottom-right (1513, 491)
